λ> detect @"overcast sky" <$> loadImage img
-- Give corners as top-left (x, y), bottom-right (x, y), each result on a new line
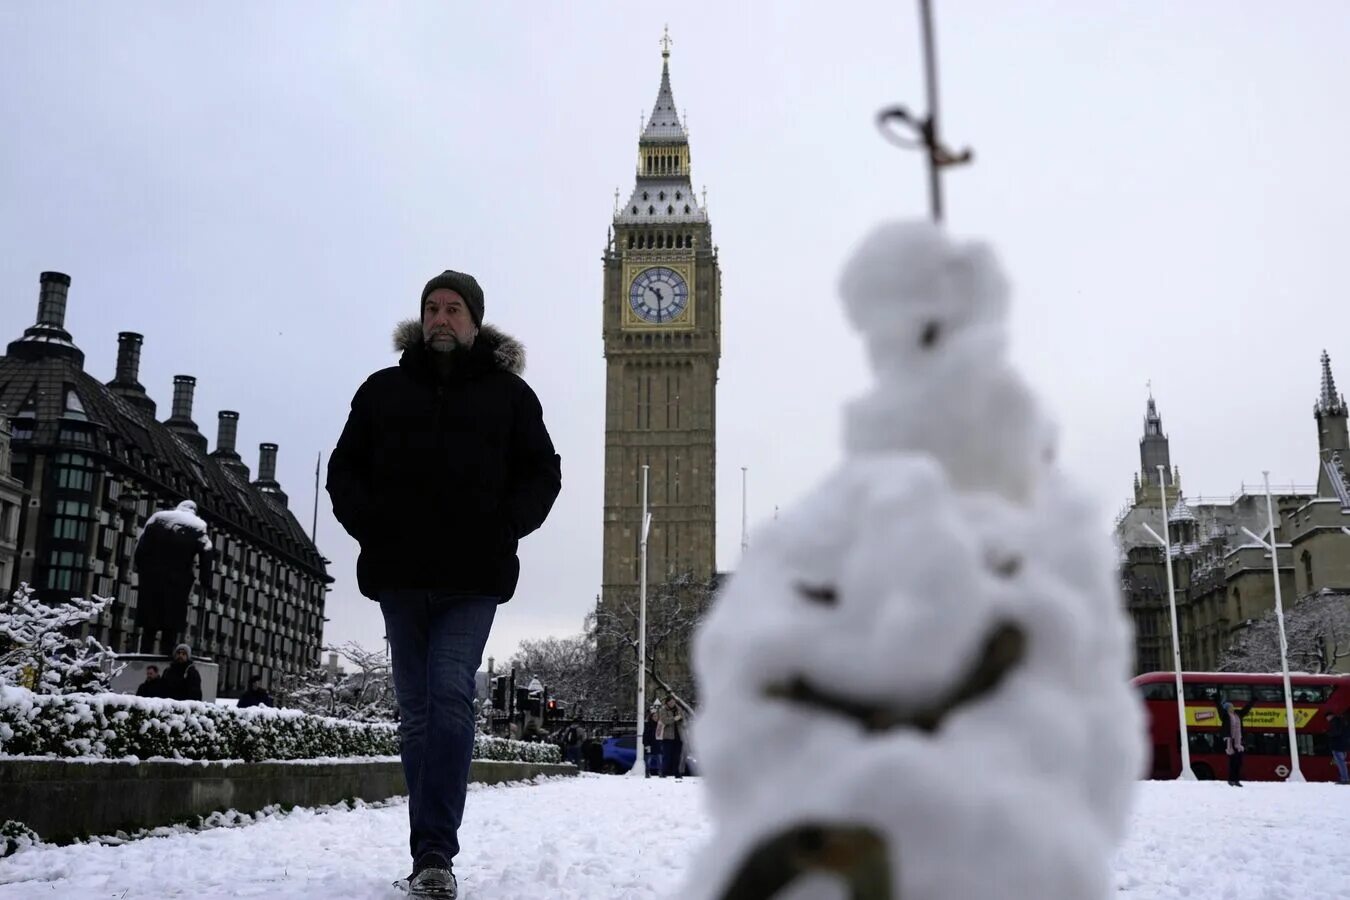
top-left (3, 2), bottom-right (1348, 667)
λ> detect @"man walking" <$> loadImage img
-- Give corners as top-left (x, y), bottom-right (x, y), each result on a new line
top-left (328, 270), bottom-right (561, 898)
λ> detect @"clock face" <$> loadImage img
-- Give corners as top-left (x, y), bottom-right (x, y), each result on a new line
top-left (629, 267), bottom-right (689, 324)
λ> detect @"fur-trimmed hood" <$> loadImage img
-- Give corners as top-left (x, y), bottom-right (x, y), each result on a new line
top-left (391, 320), bottom-right (526, 375)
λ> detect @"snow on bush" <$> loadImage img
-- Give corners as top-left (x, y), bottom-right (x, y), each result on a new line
top-left (0, 683), bottom-right (560, 764)
top-left (0, 583), bottom-right (122, 694)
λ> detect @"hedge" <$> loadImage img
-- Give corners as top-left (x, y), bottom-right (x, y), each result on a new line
top-left (0, 683), bottom-right (560, 764)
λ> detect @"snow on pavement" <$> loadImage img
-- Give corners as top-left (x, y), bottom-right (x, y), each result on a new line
top-left (1, 775), bottom-right (1347, 899)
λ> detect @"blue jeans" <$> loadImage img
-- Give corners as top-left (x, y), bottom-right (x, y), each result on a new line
top-left (1334, 750), bottom-right (1349, 784)
top-left (380, 591), bottom-right (498, 863)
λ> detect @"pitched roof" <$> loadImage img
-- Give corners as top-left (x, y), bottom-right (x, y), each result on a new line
top-left (1, 321), bottom-right (329, 582)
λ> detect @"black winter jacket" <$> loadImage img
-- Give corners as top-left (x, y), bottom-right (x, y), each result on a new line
top-left (159, 661), bottom-right (203, 702)
top-left (327, 322), bottom-right (561, 601)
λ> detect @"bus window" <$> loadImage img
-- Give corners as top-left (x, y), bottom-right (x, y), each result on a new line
top-left (1245, 732), bottom-right (1289, 756)
top-left (1183, 683), bottom-right (1219, 701)
top-left (1188, 732), bottom-right (1223, 755)
top-left (1253, 685), bottom-right (1283, 702)
top-left (1291, 685), bottom-right (1331, 703)
top-left (1140, 682), bottom-right (1175, 701)
top-left (1220, 685), bottom-right (1253, 702)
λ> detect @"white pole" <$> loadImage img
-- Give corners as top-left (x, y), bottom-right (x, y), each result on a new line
top-left (1156, 465), bottom-right (1195, 780)
top-left (631, 465), bottom-right (651, 777)
top-left (1263, 471), bottom-right (1304, 782)
top-left (741, 467), bottom-right (749, 555)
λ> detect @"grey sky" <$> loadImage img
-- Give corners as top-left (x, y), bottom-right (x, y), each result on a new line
top-left (3, 2), bottom-right (1348, 667)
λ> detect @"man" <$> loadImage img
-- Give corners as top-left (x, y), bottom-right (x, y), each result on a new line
top-left (237, 676), bottom-right (274, 709)
top-left (1329, 712), bottom-right (1349, 785)
top-left (135, 664), bottom-right (162, 698)
top-left (328, 269), bottom-right (561, 899)
top-left (133, 499), bottom-right (212, 655)
top-left (657, 695), bottom-right (686, 778)
top-left (158, 643), bottom-right (203, 702)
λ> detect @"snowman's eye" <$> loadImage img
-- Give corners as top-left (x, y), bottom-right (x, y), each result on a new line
top-left (921, 321), bottom-right (941, 347)
top-left (987, 553), bottom-right (1022, 579)
top-left (795, 582), bottom-right (838, 606)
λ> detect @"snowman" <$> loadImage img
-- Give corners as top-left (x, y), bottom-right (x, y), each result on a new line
top-left (688, 222), bottom-right (1142, 899)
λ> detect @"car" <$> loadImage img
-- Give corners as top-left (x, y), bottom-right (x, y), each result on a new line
top-left (600, 734), bottom-right (697, 775)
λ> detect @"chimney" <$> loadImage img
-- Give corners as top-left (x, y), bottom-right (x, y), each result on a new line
top-left (114, 332), bottom-right (144, 386)
top-left (210, 410), bottom-right (250, 478)
top-left (216, 411), bottom-right (239, 455)
top-left (164, 375), bottom-right (207, 454)
top-left (106, 331), bottom-right (157, 416)
top-left (6, 271), bottom-right (83, 366)
top-left (171, 375), bottom-right (197, 423)
top-left (37, 271), bottom-right (72, 330)
top-left (254, 442), bottom-right (288, 505)
top-left (258, 442), bottom-right (278, 482)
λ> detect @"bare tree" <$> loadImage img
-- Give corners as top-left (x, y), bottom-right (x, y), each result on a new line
top-left (0, 583), bottom-right (122, 694)
top-left (274, 640), bottom-right (396, 721)
top-left (589, 572), bottom-right (718, 714)
top-left (505, 633), bottom-right (601, 711)
top-left (1219, 590), bottom-right (1350, 674)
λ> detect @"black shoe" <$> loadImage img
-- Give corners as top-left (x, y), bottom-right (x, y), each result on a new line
top-left (409, 852), bottom-right (456, 898)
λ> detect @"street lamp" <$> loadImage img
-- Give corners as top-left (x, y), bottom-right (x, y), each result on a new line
top-left (1139, 464), bottom-right (1195, 780)
top-left (630, 464), bottom-right (652, 777)
top-left (1239, 470), bottom-right (1304, 782)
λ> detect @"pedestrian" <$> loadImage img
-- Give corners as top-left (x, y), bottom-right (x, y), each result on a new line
top-left (135, 664), bottom-right (163, 698)
top-left (237, 676), bottom-right (274, 709)
top-left (1215, 692), bottom-right (1254, 786)
top-left (327, 269), bottom-right (561, 899)
top-left (643, 705), bottom-right (660, 777)
top-left (132, 499), bottom-right (213, 655)
top-left (1329, 712), bottom-right (1349, 785)
top-left (657, 695), bottom-right (686, 778)
top-left (158, 643), bottom-right (203, 702)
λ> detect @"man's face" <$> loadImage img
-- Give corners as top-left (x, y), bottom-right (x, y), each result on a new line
top-left (422, 288), bottom-right (477, 352)
top-left (146, 666), bottom-right (159, 679)
top-left (174, 649), bottom-right (188, 663)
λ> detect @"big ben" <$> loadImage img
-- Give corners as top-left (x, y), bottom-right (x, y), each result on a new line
top-left (601, 34), bottom-right (720, 660)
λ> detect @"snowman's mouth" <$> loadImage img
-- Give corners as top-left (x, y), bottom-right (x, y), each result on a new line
top-left (764, 622), bottom-right (1025, 734)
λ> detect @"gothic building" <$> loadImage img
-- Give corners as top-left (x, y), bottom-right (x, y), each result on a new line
top-left (600, 35), bottom-right (721, 702)
top-left (0, 271), bottom-right (331, 693)
top-left (1116, 352), bottom-right (1350, 673)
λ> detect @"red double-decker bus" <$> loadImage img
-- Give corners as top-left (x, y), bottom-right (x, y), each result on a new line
top-left (1132, 671), bottom-right (1350, 782)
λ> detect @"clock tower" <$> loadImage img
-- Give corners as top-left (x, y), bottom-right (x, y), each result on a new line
top-left (601, 35), bottom-right (721, 637)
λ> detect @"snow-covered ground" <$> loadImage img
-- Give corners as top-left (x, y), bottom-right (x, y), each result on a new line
top-left (1, 775), bottom-right (1346, 899)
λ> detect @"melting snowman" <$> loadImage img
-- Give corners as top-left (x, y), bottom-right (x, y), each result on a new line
top-left (689, 222), bottom-right (1142, 900)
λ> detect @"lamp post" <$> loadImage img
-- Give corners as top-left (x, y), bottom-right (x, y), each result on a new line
top-left (1139, 464), bottom-right (1194, 780)
top-left (630, 465), bottom-right (652, 777)
top-left (1239, 471), bottom-right (1304, 782)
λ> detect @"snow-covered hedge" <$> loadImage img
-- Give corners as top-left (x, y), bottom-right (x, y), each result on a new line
top-left (0, 684), bottom-right (560, 764)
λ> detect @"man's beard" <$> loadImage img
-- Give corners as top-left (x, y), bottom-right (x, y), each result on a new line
top-left (425, 331), bottom-right (463, 353)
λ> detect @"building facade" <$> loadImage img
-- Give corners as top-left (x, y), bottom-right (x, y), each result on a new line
top-left (1117, 352), bottom-right (1350, 673)
top-left (0, 271), bottom-right (332, 694)
top-left (600, 37), bottom-right (721, 701)
top-left (0, 415), bottom-right (23, 591)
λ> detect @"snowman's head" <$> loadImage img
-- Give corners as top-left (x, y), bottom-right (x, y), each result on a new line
top-left (838, 220), bottom-right (1009, 375)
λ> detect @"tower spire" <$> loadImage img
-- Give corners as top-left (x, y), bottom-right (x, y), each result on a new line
top-left (642, 27), bottom-right (684, 141)
top-left (1319, 349), bottom-right (1345, 414)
